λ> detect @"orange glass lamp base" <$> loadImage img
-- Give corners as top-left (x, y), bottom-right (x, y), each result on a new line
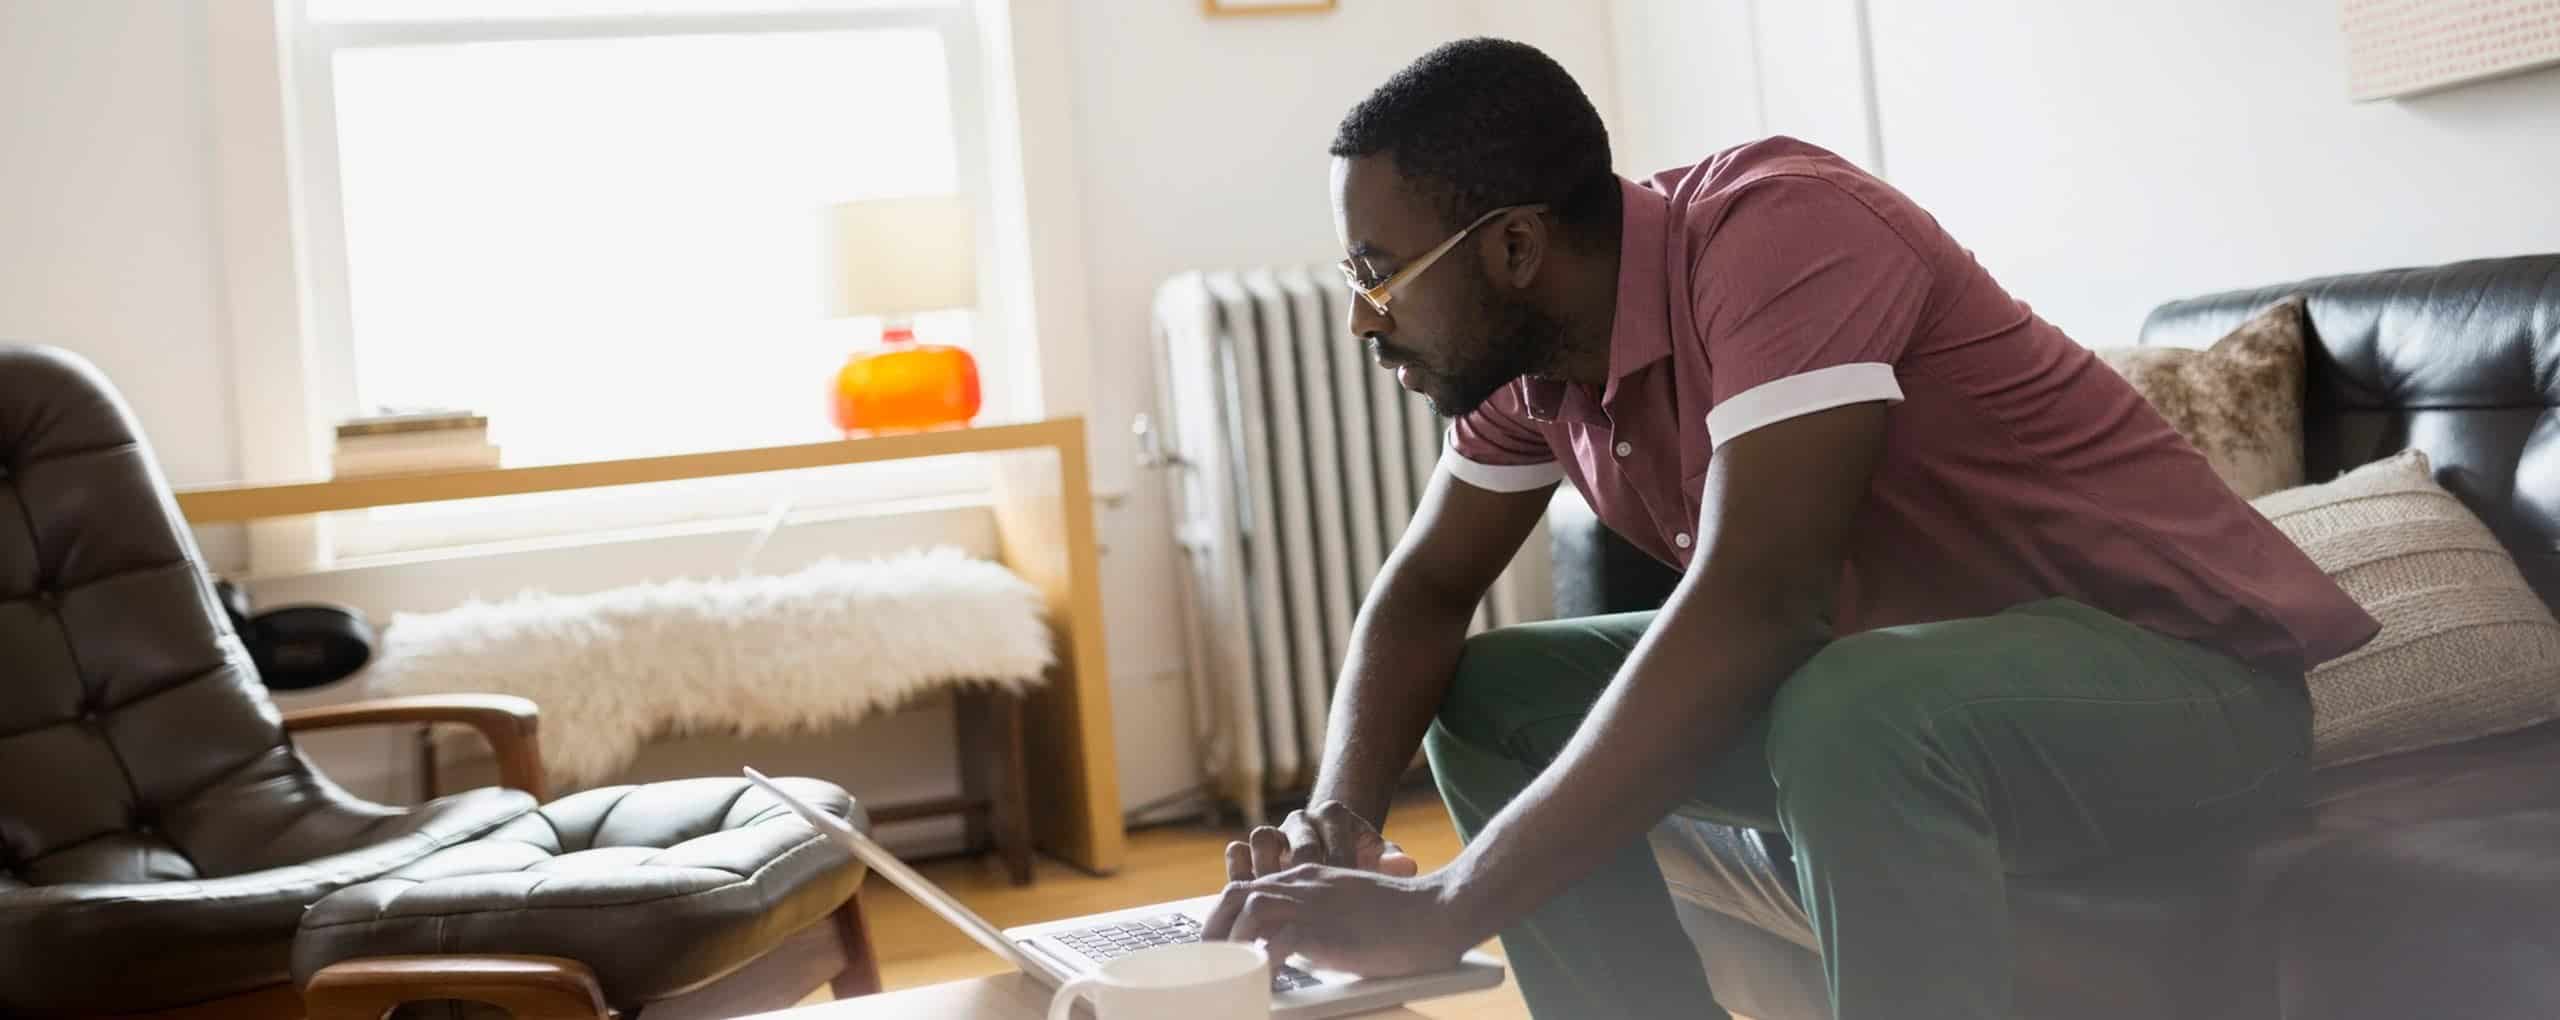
top-left (832, 327), bottom-right (983, 435)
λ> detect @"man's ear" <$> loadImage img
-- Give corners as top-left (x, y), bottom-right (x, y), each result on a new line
top-left (1493, 210), bottom-right (1548, 290)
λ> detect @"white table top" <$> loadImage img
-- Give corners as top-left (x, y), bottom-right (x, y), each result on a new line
top-left (744, 973), bottom-right (1430, 1020)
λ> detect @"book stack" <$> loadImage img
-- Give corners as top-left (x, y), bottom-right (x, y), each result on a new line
top-left (331, 409), bottom-right (501, 478)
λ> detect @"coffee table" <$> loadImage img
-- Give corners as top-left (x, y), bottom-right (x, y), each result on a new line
top-left (741, 973), bottom-right (1429, 1019)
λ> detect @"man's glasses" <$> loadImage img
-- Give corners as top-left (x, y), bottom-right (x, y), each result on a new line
top-left (1338, 203), bottom-right (1548, 316)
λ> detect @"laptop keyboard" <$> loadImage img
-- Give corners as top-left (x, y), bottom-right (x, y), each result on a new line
top-left (1052, 914), bottom-right (1324, 992)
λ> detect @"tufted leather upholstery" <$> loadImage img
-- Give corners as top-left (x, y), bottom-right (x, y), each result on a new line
top-left (1553, 255), bottom-right (2560, 1020)
top-left (293, 777), bottom-right (869, 1010)
top-left (0, 345), bottom-right (540, 1013)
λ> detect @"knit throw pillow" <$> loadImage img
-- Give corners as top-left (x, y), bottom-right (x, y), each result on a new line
top-left (2097, 296), bottom-right (2309, 499)
top-left (2253, 450), bottom-right (2560, 765)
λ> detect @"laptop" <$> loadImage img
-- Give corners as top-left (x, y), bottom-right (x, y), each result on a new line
top-left (742, 768), bottom-right (1506, 1018)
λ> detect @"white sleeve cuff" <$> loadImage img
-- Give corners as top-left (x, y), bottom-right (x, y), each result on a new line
top-left (1705, 363), bottom-right (1903, 449)
top-left (1441, 435), bottom-right (1565, 493)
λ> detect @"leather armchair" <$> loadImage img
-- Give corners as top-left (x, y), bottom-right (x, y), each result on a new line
top-left (1550, 254), bottom-right (2560, 1019)
top-left (1, 345), bottom-right (880, 1018)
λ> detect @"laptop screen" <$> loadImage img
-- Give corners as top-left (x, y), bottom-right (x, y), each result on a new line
top-left (741, 767), bottom-right (1068, 984)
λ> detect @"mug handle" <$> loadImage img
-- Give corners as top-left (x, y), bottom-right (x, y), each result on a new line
top-left (1047, 975), bottom-right (1103, 1020)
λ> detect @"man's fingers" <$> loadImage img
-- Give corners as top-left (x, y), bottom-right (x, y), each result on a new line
top-left (1247, 826), bottom-right (1289, 878)
top-left (1202, 880), bottom-right (1251, 941)
top-left (1227, 890), bottom-right (1302, 946)
top-left (1255, 923), bottom-right (1303, 971)
top-left (1223, 840), bottom-right (1252, 883)
top-left (1307, 801), bottom-right (1371, 869)
top-left (1368, 838), bottom-right (1419, 878)
top-left (1281, 811), bottom-right (1324, 869)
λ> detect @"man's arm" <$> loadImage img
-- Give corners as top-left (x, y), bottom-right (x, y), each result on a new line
top-left (1237, 465), bottom-right (1554, 878)
top-left (1322, 465), bottom-right (1553, 823)
top-left (1205, 402), bottom-right (1885, 972)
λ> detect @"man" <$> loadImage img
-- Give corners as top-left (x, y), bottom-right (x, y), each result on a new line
top-left (1199, 37), bottom-right (2379, 1020)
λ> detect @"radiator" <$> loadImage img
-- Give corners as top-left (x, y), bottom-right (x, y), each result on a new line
top-left (1146, 267), bottom-right (1553, 824)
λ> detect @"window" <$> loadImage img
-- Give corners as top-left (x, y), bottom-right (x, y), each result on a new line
top-left (290, 0), bottom-right (1004, 557)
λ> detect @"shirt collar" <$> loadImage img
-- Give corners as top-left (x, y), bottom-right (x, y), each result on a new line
top-left (1515, 177), bottom-right (1674, 424)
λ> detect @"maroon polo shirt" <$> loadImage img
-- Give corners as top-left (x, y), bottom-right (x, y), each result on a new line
top-left (1447, 137), bottom-right (2376, 674)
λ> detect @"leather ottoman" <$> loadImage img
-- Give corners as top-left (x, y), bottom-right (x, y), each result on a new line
top-left (293, 776), bottom-right (869, 1016)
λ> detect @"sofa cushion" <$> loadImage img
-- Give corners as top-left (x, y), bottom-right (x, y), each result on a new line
top-left (2253, 450), bottom-right (2560, 765)
top-left (2096, 296), bottom-right (2309, 499)
top-left (2275, 810), bottom-right (2560, 1020)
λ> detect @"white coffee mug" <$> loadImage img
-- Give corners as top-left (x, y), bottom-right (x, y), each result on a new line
top-left (1046, 941), bottom-right (1272, 1019)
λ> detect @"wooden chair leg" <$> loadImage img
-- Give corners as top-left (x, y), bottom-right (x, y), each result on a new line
top-left (829, 894), bottom-right (886, 999)
top-left (957, 686), bottom-right (1036, 886)
top-left (303, 955), bottom-right (610, 1020)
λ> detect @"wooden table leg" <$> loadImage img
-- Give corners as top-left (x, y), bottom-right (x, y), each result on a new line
top-left (991, 429), bottom-right (1124, 875)
top-left (958, 686), bottom-right (1036, 886)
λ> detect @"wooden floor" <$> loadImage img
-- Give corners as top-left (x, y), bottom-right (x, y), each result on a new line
top-left (858, 790), bottom-right (1533, 1020)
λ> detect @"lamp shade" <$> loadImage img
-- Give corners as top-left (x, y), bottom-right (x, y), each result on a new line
top-left (819, 195), bottom-right (977, 319)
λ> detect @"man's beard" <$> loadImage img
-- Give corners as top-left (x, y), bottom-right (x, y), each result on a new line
top-left (1418, 269), bottom-right (1562, 418)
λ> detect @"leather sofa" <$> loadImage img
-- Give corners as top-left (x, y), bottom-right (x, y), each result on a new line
top-left (0, 344), bottom-right (882, 1017)
top-left (1550, 254), bottom-right (2560, 1020)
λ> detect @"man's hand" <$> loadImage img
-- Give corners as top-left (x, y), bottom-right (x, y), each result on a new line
top-left (1200, 864), bottom-right (1476, 977)
top-left (1224, 801), bottom-right (1419, 880)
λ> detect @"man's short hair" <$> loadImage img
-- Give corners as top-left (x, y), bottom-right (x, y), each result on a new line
top-left (1331, 38), bottom-right (1616, 241)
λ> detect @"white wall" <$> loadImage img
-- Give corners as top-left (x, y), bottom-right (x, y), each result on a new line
top-left (1609, 0), bottom-right (1759, 178)
top-left (0, 2), bottom-right (237, 489)
top-left (1609, 0), bottom-right (2560, 343)
top-left (1, 0), bottom-right (1621, 837)
top-left (1866, 0), bottom-right (2560, 344)
top-left (1609, 0), bottom-right (1880, 178)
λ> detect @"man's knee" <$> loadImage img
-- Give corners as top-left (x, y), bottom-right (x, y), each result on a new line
top-left (1432, 623), bottom-right (1556, 749)
top-left (1763, 631), bottom-right (1960, 811)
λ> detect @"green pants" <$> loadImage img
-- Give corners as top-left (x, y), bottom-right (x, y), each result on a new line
top-left (1423, 598), bottom-right (2313, 1020)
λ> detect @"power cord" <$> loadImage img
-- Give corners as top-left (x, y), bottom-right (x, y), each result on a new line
top-left (736, 481), bottom-right (799, 576)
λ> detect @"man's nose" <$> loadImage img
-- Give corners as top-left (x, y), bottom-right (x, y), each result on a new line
top-left (1347, 295), bottom-right (1391, 343)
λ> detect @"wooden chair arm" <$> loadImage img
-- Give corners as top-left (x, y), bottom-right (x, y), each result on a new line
top-left (304, 955), bottom-right (610, 1020)
top-left (284, 694), bottom-right (548, 801)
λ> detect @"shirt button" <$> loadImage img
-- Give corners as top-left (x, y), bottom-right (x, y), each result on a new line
top-left (1613, 441), bottom-right (1632, 458)
top-left (1675, 532), bottom-right (1693, 549)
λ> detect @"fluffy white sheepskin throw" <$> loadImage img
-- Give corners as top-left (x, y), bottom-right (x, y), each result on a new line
top-left (364, 548), bottom-right (1055, 790)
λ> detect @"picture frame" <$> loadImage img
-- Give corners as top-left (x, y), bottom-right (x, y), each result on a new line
top-left (1203, 0), bottom-right (1338, 16)
top-left (2340, 0), bottom-right (2560, 101)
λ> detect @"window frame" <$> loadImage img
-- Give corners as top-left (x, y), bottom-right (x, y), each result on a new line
top-left (280, 0), bottom-right (1011, 560)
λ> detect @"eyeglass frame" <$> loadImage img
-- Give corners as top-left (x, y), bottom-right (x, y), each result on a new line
top-left (1337, 203), bottom-right (1549, 316)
